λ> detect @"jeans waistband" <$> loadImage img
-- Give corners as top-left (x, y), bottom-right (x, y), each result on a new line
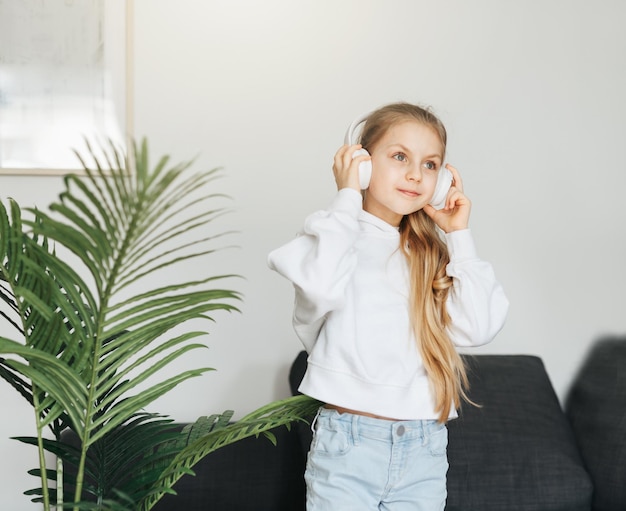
top-left (314, 406), bottom-right (444, 444)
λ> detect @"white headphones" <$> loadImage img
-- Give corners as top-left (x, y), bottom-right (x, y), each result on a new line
top-left (344, 112), bottom-right (452, 210)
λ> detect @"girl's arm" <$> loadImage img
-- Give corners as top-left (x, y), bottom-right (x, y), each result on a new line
top-left (268, 144), bottom-right (368, 350)
top-left (267, 188), bottom-right (362, 350)
top-left (424, 165), bottom-right (508, 345)
top-left (444, 229), bottom-right (509, 347)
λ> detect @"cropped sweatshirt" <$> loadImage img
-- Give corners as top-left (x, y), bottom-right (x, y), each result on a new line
top-left (268, 188), bottom-right (509, 420)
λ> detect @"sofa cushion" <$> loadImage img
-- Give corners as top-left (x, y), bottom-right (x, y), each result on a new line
top-left (154, 424), bottom-right (306, 511)
top-left (446, 354), bottom-right (592, 511)
top-left (566, 337), bottom-right (626, 511)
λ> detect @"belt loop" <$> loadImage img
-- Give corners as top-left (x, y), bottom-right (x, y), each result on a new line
top-left (420, 420), bottom-right (429, 445)
top-left (351, 413), bottom-right (360, 446)
top-left (310, 406), bottom-right (323, 433)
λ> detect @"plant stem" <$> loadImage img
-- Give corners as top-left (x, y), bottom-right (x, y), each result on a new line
top-left (73, 441), bottom-right (88, 511)
top-left (33, 392), bottom-right (50, 511)
top-left (56, 455), bottom-right (63, 510)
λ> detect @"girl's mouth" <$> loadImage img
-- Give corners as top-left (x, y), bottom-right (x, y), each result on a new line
top-left (398, 189), bottom-right (420, 198)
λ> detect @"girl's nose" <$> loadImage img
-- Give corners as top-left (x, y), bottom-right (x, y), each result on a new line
top-left (406, 164), bottom-right (422, 182)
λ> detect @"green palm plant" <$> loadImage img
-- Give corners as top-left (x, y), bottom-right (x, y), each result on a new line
top-left (0, 139), bottom-right (319, 510)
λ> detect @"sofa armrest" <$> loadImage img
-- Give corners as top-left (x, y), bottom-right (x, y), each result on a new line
top-left (566, 336), bottom-right (626, 511)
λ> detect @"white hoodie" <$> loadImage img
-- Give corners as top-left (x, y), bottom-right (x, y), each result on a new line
top-left (268, 188), bottom-right (509, 420)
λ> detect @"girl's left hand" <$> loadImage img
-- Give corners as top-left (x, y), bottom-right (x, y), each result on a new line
top-left (422, 164), bottom-right (471, 233)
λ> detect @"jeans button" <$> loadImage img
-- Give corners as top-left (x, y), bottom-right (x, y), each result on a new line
top-left (397, 425), bottom-right (406, 436)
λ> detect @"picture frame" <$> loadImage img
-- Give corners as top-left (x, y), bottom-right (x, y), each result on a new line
top-left (0, 0), bottom-right (133, 176)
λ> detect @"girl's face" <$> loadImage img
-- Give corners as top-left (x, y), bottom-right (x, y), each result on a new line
top-left (363, 120), bottom-right (444, 227)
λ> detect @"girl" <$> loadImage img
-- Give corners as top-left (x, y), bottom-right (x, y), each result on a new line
top-left (268, 102), bottom-right (508, 510)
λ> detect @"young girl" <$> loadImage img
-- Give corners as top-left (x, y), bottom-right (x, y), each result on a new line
top-left (268, 102), bottom-right (508, 510)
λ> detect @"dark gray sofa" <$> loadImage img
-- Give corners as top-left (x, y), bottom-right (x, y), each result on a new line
top-left (154, 337), bottom-right (626, 511)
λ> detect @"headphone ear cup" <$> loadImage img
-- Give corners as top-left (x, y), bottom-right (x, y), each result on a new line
top-left (351, 148), bottom-right (372, 189)
top-left (429, 167), bottom-right (453, 210)
top-left (345, 112), bottom-right (374, 189)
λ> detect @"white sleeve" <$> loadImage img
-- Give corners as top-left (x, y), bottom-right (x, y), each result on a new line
top-left (267, 189), bottom-right (362, 351)
top-left (444, 229), bottom-right (509, 347)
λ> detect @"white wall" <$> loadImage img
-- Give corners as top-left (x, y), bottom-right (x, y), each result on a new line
top-left (2, 1), bottom-right (625, 508)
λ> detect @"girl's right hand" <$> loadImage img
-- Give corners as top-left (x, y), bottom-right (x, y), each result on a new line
top-left (333, 144), bottom-right (371, 191)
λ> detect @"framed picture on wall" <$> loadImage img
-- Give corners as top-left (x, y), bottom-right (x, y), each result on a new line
top-left (0, 0), bottom-right (133, 176)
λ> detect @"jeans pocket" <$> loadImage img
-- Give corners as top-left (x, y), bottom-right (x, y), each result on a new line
top-left (311, 422), bottom-right (352, 457)
top-left (427, 424), bottom-right (449, 457)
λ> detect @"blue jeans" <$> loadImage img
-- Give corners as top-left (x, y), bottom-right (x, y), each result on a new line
top-left (305, 407), bottom-right (448, 511)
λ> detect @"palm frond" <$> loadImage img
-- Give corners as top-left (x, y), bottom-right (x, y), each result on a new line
top-left (139, 395), bottom-right (321, 511)
top-left (20, 413), bottom-right (189, 507)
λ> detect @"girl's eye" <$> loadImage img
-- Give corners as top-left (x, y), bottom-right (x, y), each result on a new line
top-left (393, 153), bottom-right (407, 162)
top-left (424, 161), bottom-right (437, 171)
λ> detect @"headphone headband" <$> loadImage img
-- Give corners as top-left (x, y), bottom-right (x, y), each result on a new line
top-left (344, 111), bottom-right (373, 145)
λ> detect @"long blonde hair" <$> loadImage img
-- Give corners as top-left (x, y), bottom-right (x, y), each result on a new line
top-left (359, 102), bottom-right (470, 422)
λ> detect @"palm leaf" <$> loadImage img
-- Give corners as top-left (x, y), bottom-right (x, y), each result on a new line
top-left (19, 413), bottom-right (185, 506)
